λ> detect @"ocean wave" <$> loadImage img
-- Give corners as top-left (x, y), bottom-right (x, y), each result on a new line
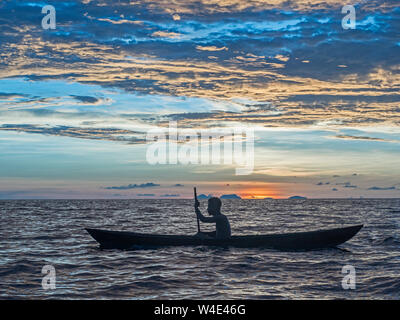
top-left (1, 199), bottom-right (399, 299)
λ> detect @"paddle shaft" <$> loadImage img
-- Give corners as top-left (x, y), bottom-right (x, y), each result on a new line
top-left (194, 187), bottom-right (200, 233)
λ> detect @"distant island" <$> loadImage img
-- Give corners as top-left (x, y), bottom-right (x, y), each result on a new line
top-left (220, 194), bottom-right (241, 199)
top-left (197, 194), bottom-right (212, 200)
top-left (263, 197), bottom-right (274, 200)
top-left (288, 196), bottom-right (308, 200)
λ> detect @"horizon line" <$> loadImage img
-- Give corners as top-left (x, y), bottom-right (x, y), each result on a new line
top-left (0, 197), bottom-right (399, 200)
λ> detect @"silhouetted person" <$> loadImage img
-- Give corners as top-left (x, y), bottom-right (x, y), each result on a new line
top-left (195, 197), bottom-right (231, 239)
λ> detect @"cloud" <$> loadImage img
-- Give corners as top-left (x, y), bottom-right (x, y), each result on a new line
top-left (0, 124), bottom-right (147, 144)
top-left (136, 193), bottom-right (156, 197)
top-left (166, 112), bottom-right (221, 121)
top-left (196, 46), bottom-right (228, 52)
top-left (0, 1), bottom-right (399, 131)
top-left (367, 186), bottom-right (396, 190)
top-left (105, 182), bottom-right (160, 190)
top-left (151, 31), bottom-right (182, 39)
top-left (336, 182), bottom-right (357, 188)
top-left (0, 92), bottom-right (28, 101)
top-left (333, 135), bottom-right (399, 143)
top-left (70, 95), bottom-right (100, 104)
top-left (0, 1), bottom-right (399, 201)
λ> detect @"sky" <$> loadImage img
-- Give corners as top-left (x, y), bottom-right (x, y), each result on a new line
top-left (0, 0), bottom-right (399, 199)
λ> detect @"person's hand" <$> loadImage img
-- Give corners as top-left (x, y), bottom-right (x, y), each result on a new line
top-left (195, 232), bottom-right (211, 239)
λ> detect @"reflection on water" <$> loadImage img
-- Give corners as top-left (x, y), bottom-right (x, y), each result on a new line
top-left (1, 199), bottom-right (400, 299)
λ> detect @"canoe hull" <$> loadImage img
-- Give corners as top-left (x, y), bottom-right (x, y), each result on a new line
top-left (85, 225), bottom-right (363, 250)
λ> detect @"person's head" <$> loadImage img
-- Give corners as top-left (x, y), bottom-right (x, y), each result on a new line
top-left (207, 197), bottom-right (222, 215)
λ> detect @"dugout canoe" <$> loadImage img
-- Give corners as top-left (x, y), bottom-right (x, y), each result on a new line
top-left (85, 224), bottom-right (363, 250)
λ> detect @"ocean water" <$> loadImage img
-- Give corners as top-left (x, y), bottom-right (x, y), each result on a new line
top-left (1, 199), bottom-right (400, 300)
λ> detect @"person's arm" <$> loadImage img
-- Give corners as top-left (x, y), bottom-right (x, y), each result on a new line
top-left (196, 209), bottom-right (217, 223)
top-left (195, 201), bottom-right (217, 223)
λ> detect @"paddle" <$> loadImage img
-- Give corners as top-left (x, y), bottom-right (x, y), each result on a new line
top-left (194, 187), bottom-right (200, 233)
